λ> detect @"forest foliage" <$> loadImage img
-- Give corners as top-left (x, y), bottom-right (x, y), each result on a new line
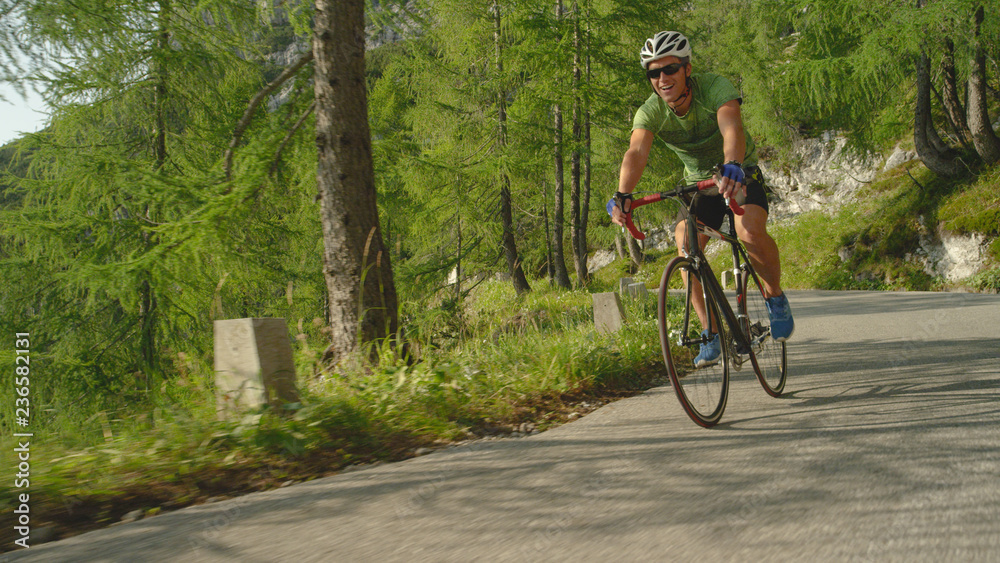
top-left (1, 0), bottom-right (999, 434)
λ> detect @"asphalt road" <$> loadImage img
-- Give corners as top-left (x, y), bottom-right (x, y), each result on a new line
top-left (7, 290), bottom-right (1000, 562)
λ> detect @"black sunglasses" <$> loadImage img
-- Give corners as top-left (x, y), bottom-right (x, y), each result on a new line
top-left (646, 63), bottom-right (685, 80)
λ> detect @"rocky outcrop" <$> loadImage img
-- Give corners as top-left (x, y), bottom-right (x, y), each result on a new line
top-left (758, 132), bottom-right (881, 220)
top-left (765, 135), bottom-right (989, 284)
top-left (764, 135), bottom-right (989, 284)
top-left (587, 249), bottom-right (617, 274)
top-left (912, 217), bottom-right (987, 282)
top-left (882, 145), bottom-right (920, 172)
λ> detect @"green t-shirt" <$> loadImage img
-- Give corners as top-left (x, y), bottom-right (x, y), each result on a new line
top-left (632, 72), bottom-right (757, 182)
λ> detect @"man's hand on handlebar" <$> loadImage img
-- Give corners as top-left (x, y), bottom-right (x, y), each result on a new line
top-left (610, 205), bottom-right (627, 227)
top-left (606, 192), bottom-right (633, 227)
top-left (717, 162), bottom-right (746, 201)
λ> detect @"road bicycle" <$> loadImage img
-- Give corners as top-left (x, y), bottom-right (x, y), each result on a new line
top-left (620, 175), bottom-right (787, 427)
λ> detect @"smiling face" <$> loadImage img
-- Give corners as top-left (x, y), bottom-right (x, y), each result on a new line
top-left (647, 55), bottom-right (691, 105)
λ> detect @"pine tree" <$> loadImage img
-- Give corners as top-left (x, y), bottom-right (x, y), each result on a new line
top-left (385, 0), bottom-right (534, 295)
top-left (569, 0), bottom-right (587, 284)
top-left (0, 1), bottom-right (328, 415)
top-left (493, 0), bottom-right (531, 294)
top-left (314, 0), bottom-right (401, 364)
top-left (551, 0), bottom-right (573, 289)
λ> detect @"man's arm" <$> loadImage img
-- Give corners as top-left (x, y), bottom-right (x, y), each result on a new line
top-left (619, 128), bottom-right (655, 194)
top-left (716, 99), bottom-right (747, 199)
top-left (611, 128), bottom-right (655, 226)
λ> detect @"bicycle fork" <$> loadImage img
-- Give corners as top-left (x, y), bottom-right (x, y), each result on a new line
top-left (683, 257), bottom-right (752, 356)
top-left (727, 247), bottom-right (755, 366)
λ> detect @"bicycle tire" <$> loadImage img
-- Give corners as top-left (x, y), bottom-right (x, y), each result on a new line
top-left (740, 265), bottom-right (787, 396)
top-left (658, 256), bottom-right (729, 427)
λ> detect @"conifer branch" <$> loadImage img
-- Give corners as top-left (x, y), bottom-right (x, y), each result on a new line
top-left (223, 49), bottom-right (314, 181)
top-left (269, 101), bottom-right (315, 178)
top-left (236, 101), bottom-right (318, 205)
top-left (458, 136), bottom-right (497, 163)
top-left (89, 316), bottom-right (141, 365)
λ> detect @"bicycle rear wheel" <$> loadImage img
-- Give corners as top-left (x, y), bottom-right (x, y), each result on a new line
top-left (740, 265), bottom-right (787, 396)
top-left (658, 256), bottom-right (729, 427)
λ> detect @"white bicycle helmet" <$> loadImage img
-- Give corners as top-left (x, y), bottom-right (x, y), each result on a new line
top-left (640, 31), bottom-right (691, 69)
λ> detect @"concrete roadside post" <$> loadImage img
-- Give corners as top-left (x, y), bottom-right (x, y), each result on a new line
top-left (618, 277), bottom-right (634, 296)
top-left (593, 292), bottom-right (626, 334)
top-left (215, 318), bottom-right (300, 419)
top-left (626, 282), bottom-right (649, 300)
top-left (721, 270), bottom-right (733, 290)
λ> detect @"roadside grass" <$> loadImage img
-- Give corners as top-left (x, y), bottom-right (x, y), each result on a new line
top-left (938, 164), bottom-right (1000, 283)
top-left (939, 163), bottom-right (1000, 246)
top-left (0, 276), bottom-right (675, 550)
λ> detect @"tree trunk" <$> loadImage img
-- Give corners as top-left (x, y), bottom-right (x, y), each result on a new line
top-left (940, 37), bottom-right (971, 145)
top-left (580, 120), bottom-right (591, 280)
top-left (550, 0), bottom-right (571, 289)
top-left (493, 0), bottom-right (530, 294)
top-left (614, 231), bottom-right (626, 260)
top-left (569, 1), bottom-right (587, 285)
top-left (455, 212), bottom-right (462, 299)
top-left (552, 102), bottom-right (572, 289)
top-left (153, 1), bottom-right (168, 174)
top-left (914, 50), bottom-right (964, 177)
top-left (314, 0), bottom-right (399, 365)
top-left (926, 110), bottom-right (953, 157)
top-left (967, 5), bottom-right (1000, 164)
top-left (138, 0), bottom-right (172, 382)
top-left (580, 6), bottom-right (592, 285)
top-left (543, 181), bottom-right (554, 283)
top-left (626, 233), bottom-right (643, 266)
top-left (138, 277), bottom-right (156, 386)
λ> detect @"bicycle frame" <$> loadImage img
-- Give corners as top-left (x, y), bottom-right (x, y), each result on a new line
top-left (675, 206), bottom-right (758, 358)
top-left (624, 179), bottom-right (755, 354)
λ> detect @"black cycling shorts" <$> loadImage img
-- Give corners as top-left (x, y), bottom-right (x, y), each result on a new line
top-left (681, 166), bottom-right (770, 231)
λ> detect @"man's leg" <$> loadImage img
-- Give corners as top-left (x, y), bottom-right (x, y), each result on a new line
top-left (734, 204), bottom-right (794, 341)
top-left (674, 221), bottom-right (715, 331)
top-left (675, 222), bottom-right (722, 366)
top-left (733, 204), bottom-right (782, 297)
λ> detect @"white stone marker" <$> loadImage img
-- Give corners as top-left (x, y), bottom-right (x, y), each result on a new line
top-left (618, 277), bottom-right (634, 296)
top-left (626, 282), bottom-right (649, 299)
top-left (593, 292), bottom-right (626, 334)
top-left (721, 270), bottom-right (733, 290)
top-left (215, 318), bottom-right (300, 418)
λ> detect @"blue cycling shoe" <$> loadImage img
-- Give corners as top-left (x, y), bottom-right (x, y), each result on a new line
top-left (693, 330), bottom-right (721, 368)
top-left (766, 293), bottom-right (795, 342)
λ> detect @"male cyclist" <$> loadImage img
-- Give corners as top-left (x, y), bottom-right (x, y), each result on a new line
top-left (607, 31), bottom-right (794, 368)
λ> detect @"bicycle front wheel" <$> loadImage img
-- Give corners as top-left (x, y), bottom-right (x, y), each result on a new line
top-left (658, 256), bottom-right (729, 427)
top-left (740, 265), bottom-right (787, 396)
